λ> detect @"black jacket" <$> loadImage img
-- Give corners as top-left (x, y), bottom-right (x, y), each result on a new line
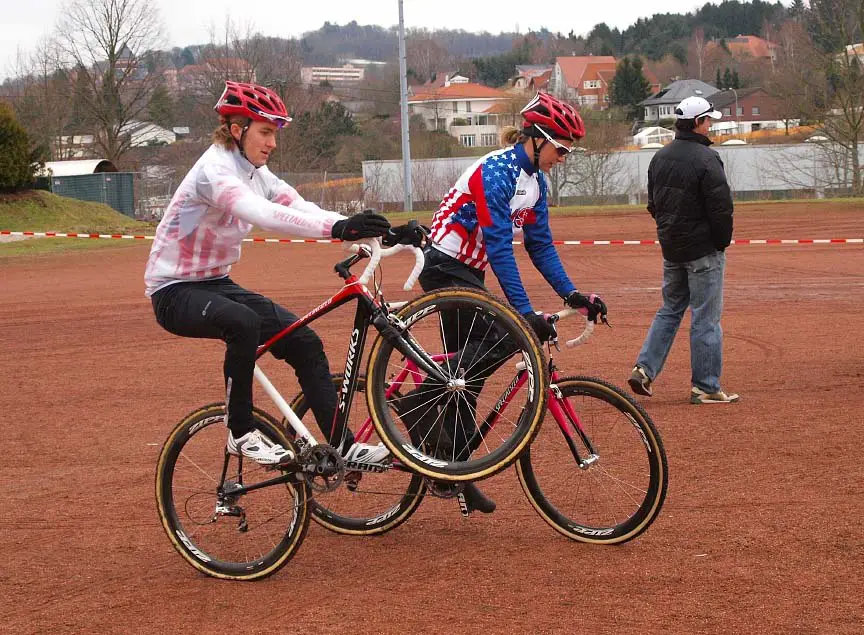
top-left (647, 130), bottom-right (734, 263)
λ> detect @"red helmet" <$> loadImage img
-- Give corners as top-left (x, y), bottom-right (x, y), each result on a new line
top-left (214, 81), bottom-right (292, 127)
top-left (521, 92), bottom-right (585, 141)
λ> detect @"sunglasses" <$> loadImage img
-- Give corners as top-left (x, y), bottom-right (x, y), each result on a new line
top-left (249, 106), bottom-right (293, 128)
top-left (536, 125), bottom-right (574, 156)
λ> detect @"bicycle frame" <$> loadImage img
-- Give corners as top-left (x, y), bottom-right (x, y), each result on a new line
top-left (353, 354), bottom-right (598, 469)
top-left (250, 252), bottom-right (447, 455)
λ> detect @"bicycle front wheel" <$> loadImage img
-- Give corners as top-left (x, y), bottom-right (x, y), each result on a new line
top-left (155, 404), bottom-right (311, 580)
top-left (516, 377), bottom-right (667, 544)
top-left (366, 287), bottom-right (548, 481)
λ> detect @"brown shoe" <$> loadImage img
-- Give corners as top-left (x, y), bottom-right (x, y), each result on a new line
top-left (628, 366), bottom-right (653, 397)
top-left (690, 387), bottom-right (740, 404)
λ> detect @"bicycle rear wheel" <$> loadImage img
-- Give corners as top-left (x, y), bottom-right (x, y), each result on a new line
top-left (288, 374), bottom-right (426, 535)
top-left (155, 404), bottom-right (310, 580)
top-left (366, 287), bottom-right (547, 481)
top-left (516, 377), bottom-right (667, 544)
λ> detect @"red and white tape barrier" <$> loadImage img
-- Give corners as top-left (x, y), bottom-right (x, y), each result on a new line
top-left (1, 230), bottom-right (862, 246)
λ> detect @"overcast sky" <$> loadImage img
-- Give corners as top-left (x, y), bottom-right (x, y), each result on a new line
top-left (3, 0), bottom-right (758, 80)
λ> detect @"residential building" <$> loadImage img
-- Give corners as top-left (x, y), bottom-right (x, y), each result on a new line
top-left (121, 121), bottom-right (176, 147)
top-left (423, 72), bottom-right (470, 88)
top-left (165, 58), bottom-right (256, 95)
top-left (511, 65), bottom-right (554, 92)
top-left (408, 82), bottom-right (513, 147)
top-left (639, 79), bottom-right (720, 122)
top-left (843, 43), bottom-right (864, 64)
top-left (708, 87), bottom-right (798, 135)
top-left (301, 64), bottom-right (365, 86)
top-left (722, 35), bottom-right (778, 62)
top-left (547, 56), bottom-right (617, 107)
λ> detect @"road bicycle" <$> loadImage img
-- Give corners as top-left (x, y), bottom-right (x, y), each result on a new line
top-left (292, 309), bottom-right (668, 544)
top-left (155, 238), bottom-right (549, 580)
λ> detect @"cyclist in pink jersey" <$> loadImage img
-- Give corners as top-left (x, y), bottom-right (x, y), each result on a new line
top-left (145, 81), bottom-right (393, 466)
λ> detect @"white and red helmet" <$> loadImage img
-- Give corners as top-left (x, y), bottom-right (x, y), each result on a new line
top-left (521, 92), bottom-right (585, 141)
top-left (214, 81), bottom-right (292, 127)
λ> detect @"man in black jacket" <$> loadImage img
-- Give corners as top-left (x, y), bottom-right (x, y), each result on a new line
top-left (628, 96), bottom-right (740, 404)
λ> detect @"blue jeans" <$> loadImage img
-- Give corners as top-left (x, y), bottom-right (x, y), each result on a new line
top-left (635, 251), bottom-right (726, 393)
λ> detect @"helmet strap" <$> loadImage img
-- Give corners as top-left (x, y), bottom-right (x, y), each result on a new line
top-left (231, 119), bottom-right (254, 169)
top-left (530, 137), bottom-right (546, 172)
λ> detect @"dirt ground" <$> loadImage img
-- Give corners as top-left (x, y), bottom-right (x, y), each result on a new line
top-left (2, 203), bottom-right (863, 634)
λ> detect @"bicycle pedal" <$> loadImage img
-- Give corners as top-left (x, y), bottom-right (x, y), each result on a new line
top-left (344, 471), bottom-right (363, 491)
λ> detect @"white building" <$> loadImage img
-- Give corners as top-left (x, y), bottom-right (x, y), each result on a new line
top-left (407, 82), bottom-right (514, 148)
top-left (121, 121), bottom-right (176, 147)
top-left (301, 64), bottom-right (365, 85)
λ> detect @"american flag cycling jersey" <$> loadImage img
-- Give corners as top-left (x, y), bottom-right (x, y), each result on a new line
top-left (144, 145), bottom-right (345, 296)
top-left (428, 142), bottom-right (575, 314)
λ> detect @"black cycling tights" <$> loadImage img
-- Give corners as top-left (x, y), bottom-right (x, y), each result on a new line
top-left (152, 278), bottom-right (351, 448)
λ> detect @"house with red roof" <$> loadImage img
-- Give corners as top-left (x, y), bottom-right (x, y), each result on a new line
top-left (548, 56), bottom-right (618, 108)
top-left (705, 35), bottom-right (778, 64)
top-left (408, 80), bottom-right (514, 148)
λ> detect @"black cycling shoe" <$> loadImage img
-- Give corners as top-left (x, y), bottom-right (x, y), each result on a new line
top-left (462, 482), bottom-right (496, 514)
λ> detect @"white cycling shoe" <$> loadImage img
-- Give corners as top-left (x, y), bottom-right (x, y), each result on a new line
top-left (227, 429), bottom-right (293, 465)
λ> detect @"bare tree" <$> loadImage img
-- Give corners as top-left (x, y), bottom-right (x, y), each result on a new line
top-left (406, 30), bottom-right (452, 82)
top-left (550, 113), bottom-right (630, 204)
top-left (808, 0), bottom-right (864, 194)
top-left (57, 0), bottom-right (166, 164)
top-left (689, 27), bottom-right (708, 80)
top-left (768, 20), bottom-right (823, 133)
top-left (11, 38), bottom-right (78, 161)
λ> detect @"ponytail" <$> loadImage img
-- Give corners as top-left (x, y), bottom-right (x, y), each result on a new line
top-left (212, 115), bottom-right (250, 149)
top-left (500, 125), bottom-right (527, 147)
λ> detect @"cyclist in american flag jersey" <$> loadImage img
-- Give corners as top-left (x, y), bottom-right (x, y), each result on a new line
top-left (404, 92), bottom-right (609, 514)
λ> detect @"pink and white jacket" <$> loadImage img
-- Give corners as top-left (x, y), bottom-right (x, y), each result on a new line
top-left (144, 145), bottom-right (345, 296)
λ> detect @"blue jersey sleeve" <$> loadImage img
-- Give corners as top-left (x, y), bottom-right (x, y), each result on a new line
top-left (523, 174), bottom-right (576, 299)
top-left (474, 161), bottom-right (534, 314)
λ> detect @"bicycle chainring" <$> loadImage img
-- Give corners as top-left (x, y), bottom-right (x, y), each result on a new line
top-left (298, 444), bottom-right (345, 493)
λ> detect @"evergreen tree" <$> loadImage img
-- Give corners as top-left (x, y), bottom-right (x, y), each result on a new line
top-left (723, 67), bottom-right (734, 89)
top-left (716, 67), bottom-right (723, 88)
top-left (0, 104), bottom-right (37, 191)
top-left (148, 85), bottom-right (175, 128)
top-left (732, 70), bottom-right (741, 89)
top-left (610, 57), bottom-right (652, 118)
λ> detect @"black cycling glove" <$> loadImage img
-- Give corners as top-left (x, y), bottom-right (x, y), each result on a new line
top-left (565, 290), bottom-right (608, 323)
top-left (331, 210), bottom-right (391, 241)
top-left (382, 220), bottom-right (431, 248)
top-left (523, 311), bottom-right (557, 343)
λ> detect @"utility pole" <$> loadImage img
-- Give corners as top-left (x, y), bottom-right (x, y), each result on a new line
top-left (729, 88), bottom-right (739, 136)
top-left (397, 0), bottom-right (413, 212)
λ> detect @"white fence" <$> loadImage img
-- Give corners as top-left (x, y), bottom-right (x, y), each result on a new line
top-left (363, 142), bottom-right (864, 207)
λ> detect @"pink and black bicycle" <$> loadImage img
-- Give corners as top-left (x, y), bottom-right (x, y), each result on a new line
top-left (291, 307), bottom-right (667, 544)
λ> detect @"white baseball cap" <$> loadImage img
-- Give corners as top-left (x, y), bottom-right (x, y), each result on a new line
top-left (675, 96), bottom-right (722, 120)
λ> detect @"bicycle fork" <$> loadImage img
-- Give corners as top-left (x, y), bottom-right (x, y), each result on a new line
top-left (548, 384), bottom-right (600, 469)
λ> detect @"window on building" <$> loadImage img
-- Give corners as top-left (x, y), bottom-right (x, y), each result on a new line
top-left (737, 107), bottom-right (744, 116)
top-left (466, 101), bottom-right (472, 113)
top-left (476, 115), bottom-right (488, 125)
top-left (460, 134), bottom-right (476, 147)
top-left (480, 133), bottom-right (497, 146)
top-left (752, 106), bottom-right (761, 115)
top-left (658, 105), bottom-right (673, 117)
top-left (583, 80), bottom-right (601, 89)
top-left (723, 107), bottom-right (732, 116)
top-left (452, 101), bottom-right (458, 113)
